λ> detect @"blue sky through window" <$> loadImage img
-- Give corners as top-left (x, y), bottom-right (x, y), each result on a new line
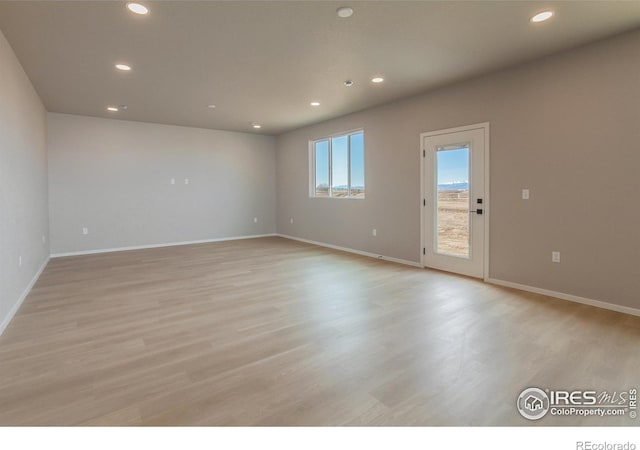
top-left (331, 136), bottom-right (348, 189)
top-left (314, 132), bottom-right (364, 196)
top-left (315, 140), bottom-right (329, 188)
top-left (437, 147), bottom-right (469, 186)
top-left (350, 133), bottom-right (364, 188)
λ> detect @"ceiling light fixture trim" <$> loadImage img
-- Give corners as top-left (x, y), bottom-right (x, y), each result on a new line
top-left (126, 2), bottom-right (149, 15)
top-left (336, 7), bottom-right (354, 19)
top-left (531, 11), bottom-right (554, 23)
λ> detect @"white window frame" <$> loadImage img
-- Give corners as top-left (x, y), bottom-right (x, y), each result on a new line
top-left (309, 129), bottom-right (365, 199)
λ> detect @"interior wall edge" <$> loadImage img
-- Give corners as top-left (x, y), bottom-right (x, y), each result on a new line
top-left (50, 233), bottom-right (278, 258)
top-left (486, 278), bottom-right (640, 318)
top-left (0, 27), bottom-right (49, 336)
top-left (277, 234), bottom-right (423, 268)
top-left (0, 257), bottom-right (49, 337)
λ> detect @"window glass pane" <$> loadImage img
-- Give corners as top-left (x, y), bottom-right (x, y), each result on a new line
top-left (349, 132), bottom-right (365, 198)
top-left (331, 135), bottom-right (348, 197)
top-left (314, 140), bottom-right (329, 197)
top-left (311, 131), bottom-right (365, 199)
top-left (436, 146), bottom-right (470, 257)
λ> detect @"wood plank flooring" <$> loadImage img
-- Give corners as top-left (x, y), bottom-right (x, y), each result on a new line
top-left (1, 236), bottom-right (639, 426)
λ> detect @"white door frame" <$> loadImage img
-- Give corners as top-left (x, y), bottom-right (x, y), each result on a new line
top-left (420, 122), bottom-right (490, 280)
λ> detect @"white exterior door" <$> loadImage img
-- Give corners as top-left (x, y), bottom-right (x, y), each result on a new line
top-left (421, 124), bottom-right (488, 278)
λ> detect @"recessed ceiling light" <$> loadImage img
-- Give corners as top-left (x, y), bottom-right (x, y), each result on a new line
top-left (310, 102), bottom-right (320, 107)
top-left (336, 7), bottom-right (354, 18)
top-left (207, 105), bottom-right (216, 109)
top-left (115, 64), bottom-right (131, 71)
top-left (531, 11), bottom-right (554, 23)
top-left (344, 80), bottom-right (354, 87)
top-left (107, 106), bottom-right (119, 112)
top-left (126, 2), bottom-right (149, 15)
top-left (371, 77), bottom-right (385, 83)
top-left (252, 124), bottom-right (261, 129)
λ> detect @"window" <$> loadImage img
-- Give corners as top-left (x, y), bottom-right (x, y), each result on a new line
top-left (310, 130), bottom-right (365, 198)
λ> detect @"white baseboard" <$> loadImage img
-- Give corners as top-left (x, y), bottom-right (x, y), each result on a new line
top-left (50, 233), bottom-right (278, 258)
top-left (277, 235), bottom-right (639, 317)
top-left (486, 277), bottom-right (640, 318)
top-left (0, 256), bottom-right (50, 336)
top-left (276, 234), bottom-right (423, 268)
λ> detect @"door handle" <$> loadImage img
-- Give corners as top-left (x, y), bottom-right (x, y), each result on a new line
top-left (469, 209), bottom-right (483, 215)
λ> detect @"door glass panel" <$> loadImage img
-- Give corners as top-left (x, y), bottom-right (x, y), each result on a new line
top-left (436, 144), bottom-right (470, 257)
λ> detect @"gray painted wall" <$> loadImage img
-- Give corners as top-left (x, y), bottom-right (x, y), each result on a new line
top-left (276, 29), bottom-right (640, 310)
top-left (48, 113), bottom-right (276, 254)
top-left (0, 29), bottom-right (49, 332)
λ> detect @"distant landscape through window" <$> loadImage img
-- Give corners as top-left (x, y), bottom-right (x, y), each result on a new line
top-left (311, 131), bottom-right (364, 198)
top-left (436, 145), bottom-right (470, 257)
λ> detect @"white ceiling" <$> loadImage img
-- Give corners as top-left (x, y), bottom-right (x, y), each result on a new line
top-left (1, 1), bottom-right (639, 135)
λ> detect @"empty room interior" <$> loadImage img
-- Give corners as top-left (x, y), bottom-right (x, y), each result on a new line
top-left (1, 0), bottom-right (640, 428)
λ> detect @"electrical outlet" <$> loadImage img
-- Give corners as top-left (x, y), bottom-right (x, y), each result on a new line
top-left (552, 251), bottom-right (560, 263)
top-left (82, 227), bottom-right (89, 235)
top-left (290, 218), bottom-right (294, 224)
top-left (372, 229), bottom-right (377, 236)
top-left (170, 178), bottom-right (176, 185)
top-left (522, 189), bottom-right (530, 200)
top-left (18, 256), bottom-right (22, 267)
top-left (42, 235), bottom-right (46, 244)
top-left (184, 178), bottom-right (189, 185)
top-left (253, 217), bottom-right (258, 223)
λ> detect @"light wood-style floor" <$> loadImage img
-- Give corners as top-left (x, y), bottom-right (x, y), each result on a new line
top-left (1, 237), bottom-right (639, 426)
